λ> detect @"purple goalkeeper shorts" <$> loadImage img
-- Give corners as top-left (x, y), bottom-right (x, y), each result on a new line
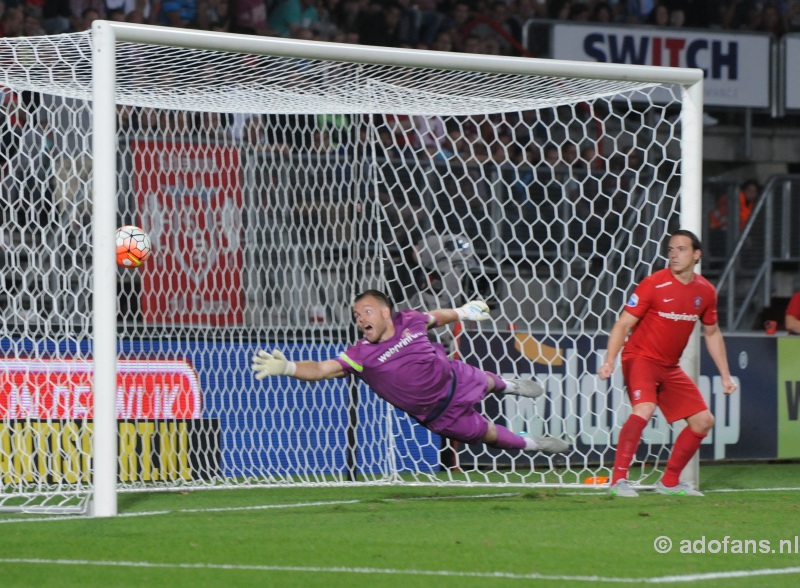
top-left (425, 360), bottom-right (490, 444)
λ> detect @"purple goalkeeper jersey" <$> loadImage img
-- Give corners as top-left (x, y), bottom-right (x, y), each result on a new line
top-left (334, 310), bottom-right (454, 421)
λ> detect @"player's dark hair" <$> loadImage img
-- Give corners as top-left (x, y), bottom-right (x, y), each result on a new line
top-left (354, 289), bottom-right (394, 313)
top-left (740, 178), bottom-right (759, 191)
top-left (670, 229), bottom-right (702, 251)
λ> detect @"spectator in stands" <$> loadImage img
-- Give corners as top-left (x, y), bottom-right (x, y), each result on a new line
top-left (312, 0), bottom-right (340, 40)
top-left (22, 5), bottom-right (46, 36)
top-left (107, 7), bottom-right (127, 21)
top-left (721, 0), bottom-right (761, 30)
top-left (42, 0), bottom-right (72, 34)
top-left (707, 178), bottom-right (760, 259)
top-left (1, 4), bottom-right (24, 36)
top-left (440, 1), bottom-right (473, 51)
top-left (667, 0), bottom-right (718, 28)
top-left (463, 1), bottom-right (516, 55)
top-left (478, 34), bottom-right (503, 54)
top-left (413, 0), bottom-right (446, 47)
top-left (329, 0), bottom-right (361, 37)
top-left (460, 32), bottom-right (483, 53)
top-left (156, 0), bottom-right (200, 28)
top-left (65, 1), bottom-right (103, 31)
top-left (709, 179), bottom-right (760, 234)
top-left (43, 87), bottom-right (102, 238)
top-left (431, 29), bottom-right (454, 51)
top-left (120, 0), bottom-right (155, 24)
top-left (756, 1), bottom-right (787, 37)
top-left (591, 2), bottom-right (614, 22)
top-left (506, 0), bottom-right (538, 45)
top-left (646, 1), bottom-right (670, 25)
top-left (669, 6), bottom-right (686, 26)
top-left (413, 114), bottom-right (447, 155)
top-left (232, 0), bottom-right (269, 34)
top-left (569, 2), bottom-right (591, 20)
top-left (626, 0), bottom-right (656, 23)
top-left (104, 0), bottom-right (135, 22)
top-left (356, 1), bottom-right (407, 47)
top-left (788, 1), bottom-right (800, 31)
top-left (786, 289), bottom-right (800, 334)
top-left (513, 109), bottom-right (547, 147)
top-left (268, 0), bottom-right (320, 37)
top-left (75, 7), bottom-right (100, 31)
top-left (542, 143), bottom-right (559, 168)
top-left (608, 144), bottom-right (646, 192)
top-left (548, 0), bottom-right (573, 20)
top-left (1, 93), bottom-right (55, 230)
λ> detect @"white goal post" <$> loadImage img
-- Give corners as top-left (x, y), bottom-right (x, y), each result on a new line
top-left (0, 22), bottom-right (704, 517)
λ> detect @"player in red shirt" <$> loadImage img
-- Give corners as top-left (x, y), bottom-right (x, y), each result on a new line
top-left (785, 291), bottom-right (800, 334)
top-left (597, 230), bottom-right (737, 497)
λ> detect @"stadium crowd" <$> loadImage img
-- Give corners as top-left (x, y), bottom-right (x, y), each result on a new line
top-left (1, 0), bottom-right (799, 53)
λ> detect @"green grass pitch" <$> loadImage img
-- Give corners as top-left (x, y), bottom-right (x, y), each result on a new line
top-left (0, 463), bottom-right (798, 587)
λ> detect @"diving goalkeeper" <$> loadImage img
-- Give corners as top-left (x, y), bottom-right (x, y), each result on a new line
top-left (251, 289), bottom-right (570, 455)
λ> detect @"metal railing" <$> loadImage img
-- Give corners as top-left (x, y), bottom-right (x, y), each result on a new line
top-left (713, 175), bottom-right (800, 331)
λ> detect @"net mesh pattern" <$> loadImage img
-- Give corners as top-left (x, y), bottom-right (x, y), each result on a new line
top-left (0, 30), bottom-right (703, 512)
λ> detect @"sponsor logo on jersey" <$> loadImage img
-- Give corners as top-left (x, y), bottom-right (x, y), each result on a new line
top-left (658, 311), bottom-right (699, 322)
top-left (377, 330), bottom-right (426, 363)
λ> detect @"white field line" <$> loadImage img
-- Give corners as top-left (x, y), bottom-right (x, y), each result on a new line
top-left (563, 486), bottom-right (800, 496)
top-left (0, 487), bottom-right (798, 525)
top-left (0, 492), bottom-right (521, 524)
top-left (0, 557), bottom-right (798, 584)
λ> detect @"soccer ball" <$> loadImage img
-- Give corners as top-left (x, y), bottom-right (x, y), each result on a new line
top-left (116, 225), bottom-right (152, 267)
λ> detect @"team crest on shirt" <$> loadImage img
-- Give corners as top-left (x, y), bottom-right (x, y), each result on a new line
top-left (632, 389), bottom-right (641, 401)
top-left (626, 293), bottom-right (639, 307)
top-left (694, 296), bottom-right (702, 309)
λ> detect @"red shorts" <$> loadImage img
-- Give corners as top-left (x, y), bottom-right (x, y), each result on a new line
top-left (621, 356), bottom-right (708, 424)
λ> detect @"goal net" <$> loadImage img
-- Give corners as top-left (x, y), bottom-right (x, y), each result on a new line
top-left (0, 23), bottom-right (702, 515)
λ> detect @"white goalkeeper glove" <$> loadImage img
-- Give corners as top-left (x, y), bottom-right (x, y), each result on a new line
top-left (251, 349), bottom-right (297, 379)
top-left (455, 300), bottom-right (491, 322)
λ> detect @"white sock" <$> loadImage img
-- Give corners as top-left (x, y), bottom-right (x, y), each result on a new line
top-left (523, 437), bottom-right (539, 451)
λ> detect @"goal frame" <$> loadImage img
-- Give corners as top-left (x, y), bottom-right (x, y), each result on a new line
top-left (90, 20), bottom-right (704, 517)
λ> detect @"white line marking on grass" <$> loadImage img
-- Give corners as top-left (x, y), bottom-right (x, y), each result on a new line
top-left (707, 487), bottom-right (800, 493)
top-left (0, 558), bottom-right (798, 584)
top-left (563, 487), bottom-right (800, 496)
top-left (0, 500), bottom-right (361, 525)
top-left (385, 492), bottom-right (521, 502)
top-left (0, 493), bottom-right (518, 525)
top-left (0, 487), bottom-right (797, 524)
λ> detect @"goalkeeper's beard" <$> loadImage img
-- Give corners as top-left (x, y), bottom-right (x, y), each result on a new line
top-left (362, 325), bottom-right (381, 343)
top-left (361, 320), bottom-right (392, 343)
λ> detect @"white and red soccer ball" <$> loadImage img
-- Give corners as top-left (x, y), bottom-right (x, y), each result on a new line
top-left (115, 225), bottom-right (152, 268)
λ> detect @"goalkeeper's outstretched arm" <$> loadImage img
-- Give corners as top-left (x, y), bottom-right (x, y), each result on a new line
top-left (428, 300), bottom-right (491, 328)
top-left (251, 349), bottom-right (345, 382)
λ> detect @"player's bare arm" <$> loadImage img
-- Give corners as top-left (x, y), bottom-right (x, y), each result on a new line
top-left (251, 350), bottom-right (345, 381)
top-left (702, 322), bottom-right (737, 395)
top-left (292, 358), bottom-right (346, 381)
top-left (428, 300), bottom-right (491, 328)
top-left (786, 312), bottom-right (800, 335)
top-left (598, 310), bottom-right (640, 379)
